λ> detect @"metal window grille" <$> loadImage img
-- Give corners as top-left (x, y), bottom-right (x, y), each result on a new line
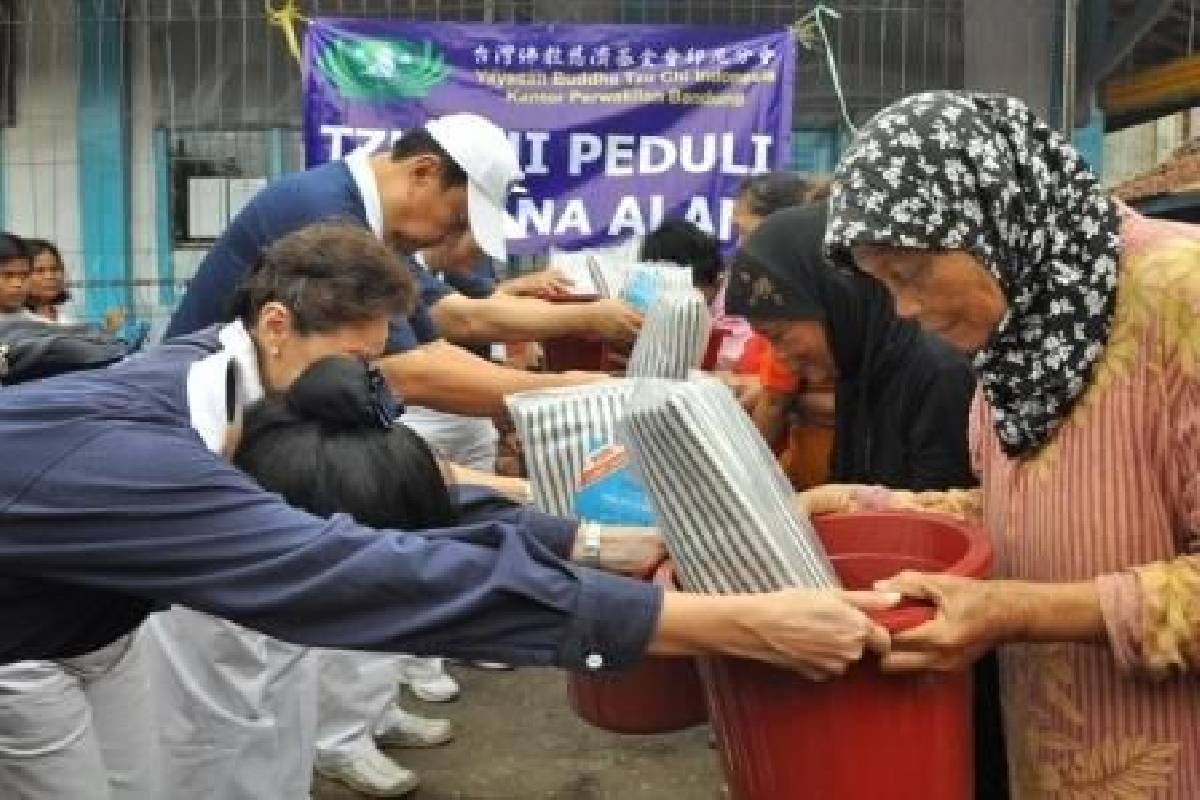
top-left (1, 0), bottom-right (1062, 322)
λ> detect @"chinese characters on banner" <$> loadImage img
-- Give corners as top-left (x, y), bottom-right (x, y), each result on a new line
top-left (303, 21), bottom-right (795, 255)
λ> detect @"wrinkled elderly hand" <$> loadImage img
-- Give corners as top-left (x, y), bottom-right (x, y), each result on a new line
top-left (875, 572), bottom-right (1014, 673)
top-left (717, 373), bottom-right (764, 410)
top-left (503, 268), bottom-right (576, 298)
top-left (586, 299), bottom-right (643, 344)
top-left (793, 484), bottom-right (860, 517)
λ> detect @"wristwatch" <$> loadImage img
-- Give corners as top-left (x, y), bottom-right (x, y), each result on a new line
top-left (580, 523), bottom-right (603, 568)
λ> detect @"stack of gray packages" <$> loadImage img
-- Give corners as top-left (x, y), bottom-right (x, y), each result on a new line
top-left (505, 381), bottom-right (634, 517)
top-left (626, 288), bottom-right (711, 380)
top-left (624, 261), bottom-right (694, 295)
top-left (621, 376), bottom-right (839, 592)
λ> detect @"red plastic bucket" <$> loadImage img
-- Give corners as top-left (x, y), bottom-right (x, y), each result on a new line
top-left (703, 511), bottom-right (992, 800)
top-left (565, 561), bottom-right (708, 734)
top-left (535, 295), bottom-right (613, 374)
top-left (541, 336), bottom-right (612, 373)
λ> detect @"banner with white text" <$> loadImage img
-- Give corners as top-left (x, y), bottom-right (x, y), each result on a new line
top-left (304, 20), bottom-right (794, 254)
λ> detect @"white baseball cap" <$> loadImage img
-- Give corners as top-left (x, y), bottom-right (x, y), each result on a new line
top-left (424, 113), bottom-right (523, 261)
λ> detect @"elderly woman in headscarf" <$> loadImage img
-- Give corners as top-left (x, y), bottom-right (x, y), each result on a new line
top-left (808, 91), bottom-right (1200, 797)
top-left (726, 203), bottom-right (977, 491)
top-left (728, 204), bottom-right (1007, 798)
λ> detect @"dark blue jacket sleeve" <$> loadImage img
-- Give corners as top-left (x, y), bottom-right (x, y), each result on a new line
top-left (385, 315), bottom-right (421, 354)
top-left (2, 427), bottom-right (659, 671)
top-left (451, 485), bottom-right (577, 558)
top-left (165, 235), bottom-right (254, 338)
top-left (413, 264), bottom-right (457, 309)
top-left (442, 260), bottom-right (497, 299)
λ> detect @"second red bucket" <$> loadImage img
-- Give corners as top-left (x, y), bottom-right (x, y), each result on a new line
top-left (703, 511), bottom-right (993, 800)
top-left (565, 560), bottom-right (708, 734)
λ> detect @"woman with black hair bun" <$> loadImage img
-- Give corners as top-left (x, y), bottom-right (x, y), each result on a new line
top-left (1, 221), bottom-right (899, 800)
top-left (234, 355), bottom-right (458, 532)
top-left (231, 355), bottom-right (459, 796)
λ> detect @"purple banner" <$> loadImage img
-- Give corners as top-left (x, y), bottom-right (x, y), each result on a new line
top-left (303, 20), bottom-right (794, 255)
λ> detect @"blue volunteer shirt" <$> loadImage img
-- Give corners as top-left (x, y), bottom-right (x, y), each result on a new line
top-left (0, 329), bottom-right (660, 667)
top-left (440, 258), bottom-right (497, 300)
top-left (407, 260), bottom-right (456, 344)
top-left (165, 160), bottom-right (438, 353)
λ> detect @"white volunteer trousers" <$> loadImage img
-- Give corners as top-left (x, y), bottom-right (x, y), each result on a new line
top-left (0, 632), bottom-right (162, 800)
top-left (142, 608), bottom-right (318, 800)
top-left (400, 406), bottom-right (498, 473)
top-left (313, 407), bottom-right (496, 766)
top-left (313, 651), bottom-right (404, 767)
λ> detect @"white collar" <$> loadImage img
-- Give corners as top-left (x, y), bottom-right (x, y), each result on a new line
top-left (186, 321), bottom-right (266, 453)
top-left (411, 252), bottom-right (447, 281)
top-left (344, 147), bottom-right (384, 239)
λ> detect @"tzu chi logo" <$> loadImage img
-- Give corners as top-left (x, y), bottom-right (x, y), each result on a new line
top-left (317, 36), bottom-right (450, 100)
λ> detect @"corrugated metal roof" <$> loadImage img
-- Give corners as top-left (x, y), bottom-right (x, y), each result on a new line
top-left (1112, 138), bottom-right (1200, 200)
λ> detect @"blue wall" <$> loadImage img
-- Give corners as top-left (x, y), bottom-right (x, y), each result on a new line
top-left (1072, 0), bottom-right (1108, 175)
top-left (792, 128), bottom-right (847, 174)
top-left (76, 0), bottom-right (130, 320)
top-left (267, 128), bottom-right (289, 179)
top-left (1050, 0), bottom-right (1107, 174)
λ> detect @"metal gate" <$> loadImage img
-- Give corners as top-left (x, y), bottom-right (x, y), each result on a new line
top-left (0, 0), bottom-right (1061, 322)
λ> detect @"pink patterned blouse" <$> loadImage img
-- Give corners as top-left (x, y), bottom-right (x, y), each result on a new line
top-left (971, 206), bottom-right (1200, 798)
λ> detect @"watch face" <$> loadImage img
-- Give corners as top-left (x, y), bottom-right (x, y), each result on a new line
top-left (582, 527), bottom-right (603, 566)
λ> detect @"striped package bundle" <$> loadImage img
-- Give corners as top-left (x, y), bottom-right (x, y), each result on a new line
top-left (549, 239), bottom-right (639, 299)
top-left (619, 262), bottom-right (694, 313)
top-left (626, 288), bottom-right (711, 380)
top-left (505, 381), bottom-right (635, 518)
top-left (621, 376), bottom-right (839, 592)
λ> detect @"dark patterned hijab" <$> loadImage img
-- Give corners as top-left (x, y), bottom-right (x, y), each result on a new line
top-left (726, 204), bottom-right (927, 481)
top-left (726, 203), bottom-right (919, 386)
top-left (825, 91), bottom-right (1120, 457)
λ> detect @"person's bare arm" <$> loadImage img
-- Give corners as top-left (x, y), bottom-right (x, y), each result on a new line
top-left (497, 268), bottom-right (575, 298)
top-left (650, 589), bottom-right (896, 680)
top-left (446, 463), bottom-right (531, 503)
top-left (430, 293), bottom-right (640, 345)
top-left (375, 341), bottom-right (607, 417)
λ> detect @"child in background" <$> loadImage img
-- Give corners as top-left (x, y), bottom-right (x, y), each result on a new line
top-left (0, 233), bottom-right (35, 320)
top-left (24, 239), bottom-right (71, 323)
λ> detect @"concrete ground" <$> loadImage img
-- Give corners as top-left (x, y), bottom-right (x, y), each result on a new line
top-left (313, 664), bottom-right (723, 800)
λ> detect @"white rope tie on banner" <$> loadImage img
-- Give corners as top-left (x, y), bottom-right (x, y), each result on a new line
top-left (793, 4), bottom-right (856, 134)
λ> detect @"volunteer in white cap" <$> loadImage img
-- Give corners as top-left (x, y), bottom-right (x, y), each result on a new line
top-left (424, 113), bottom-right (522, 261)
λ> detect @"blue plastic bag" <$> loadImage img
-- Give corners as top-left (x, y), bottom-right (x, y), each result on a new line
top-left (573, 440), bottom-right (656, 526)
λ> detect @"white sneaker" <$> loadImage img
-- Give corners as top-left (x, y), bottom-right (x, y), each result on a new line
top-left (398, 655), bottom-right (460, 702)
top-left (317, 745), bottom-right (420, 798)
top-left (375, 704), bottom-right (455, 748)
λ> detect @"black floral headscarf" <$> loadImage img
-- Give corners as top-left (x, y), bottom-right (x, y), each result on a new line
top-left (825, 91), bottom-right (1120, 457)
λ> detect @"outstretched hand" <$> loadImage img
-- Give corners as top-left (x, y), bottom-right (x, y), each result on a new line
top-left (587, 299), bottom-right (643, 344)
top-left (503, 268), bottom-right (576, 298)
top-left (734, 588), bottom-right (897, 680)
